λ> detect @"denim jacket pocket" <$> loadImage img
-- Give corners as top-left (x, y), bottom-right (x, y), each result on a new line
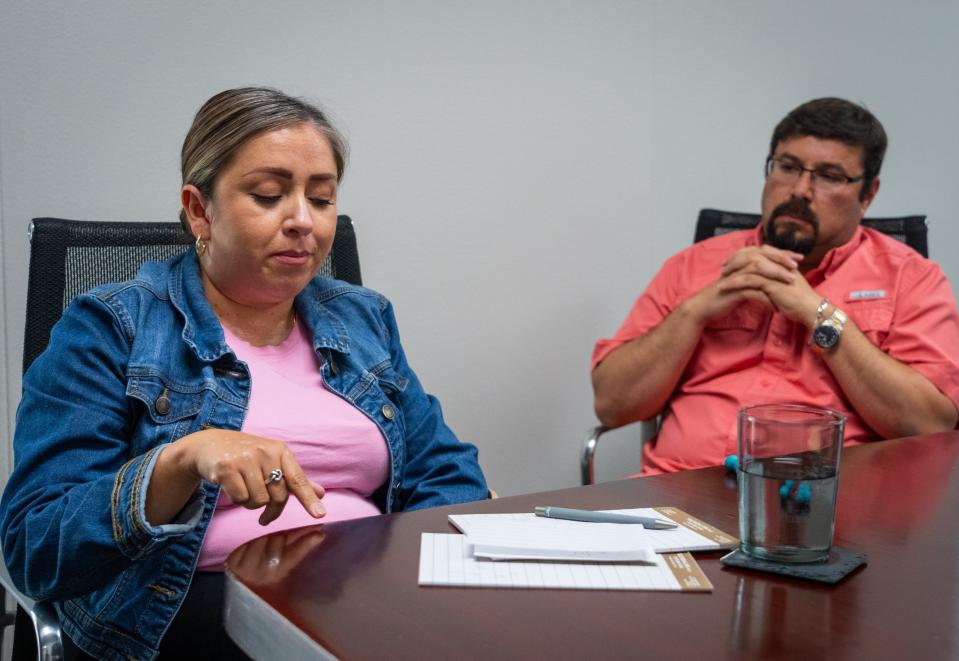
top-left (373, 361), bottom-right (409, 397)
top-left (126, 374), bottom-right (207, 454)
top-left (127, 375), bottom-right (205, 424)
top-left (361, 361), bottom-right (409, 437)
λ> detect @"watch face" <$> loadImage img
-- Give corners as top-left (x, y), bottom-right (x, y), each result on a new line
top-left (813, 325), bottom-right (840, 349)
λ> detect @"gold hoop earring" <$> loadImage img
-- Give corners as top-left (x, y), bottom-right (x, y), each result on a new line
top-left (195, 236), bottom-right (207, 256)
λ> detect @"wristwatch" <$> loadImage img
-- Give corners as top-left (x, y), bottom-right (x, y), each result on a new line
top-left (811, 307), bottom-right (848, 351)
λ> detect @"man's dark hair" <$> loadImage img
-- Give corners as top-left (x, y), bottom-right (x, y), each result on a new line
top-left (770, 97), bottom-right (887, 200)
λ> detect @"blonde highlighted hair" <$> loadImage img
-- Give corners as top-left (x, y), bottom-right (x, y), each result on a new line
top-left (179, 87), bottom-right (348, 232)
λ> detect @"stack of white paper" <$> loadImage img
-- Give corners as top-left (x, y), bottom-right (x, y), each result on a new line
top-left (449, 507), bottom-right (735, 560)
top-left (455, 518), bottom-right (656, 562)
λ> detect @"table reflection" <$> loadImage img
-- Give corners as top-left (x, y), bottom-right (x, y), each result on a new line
top-left (727, 574), bottom-right (860, 658)
top-left (226, 514), bottom-right (394, 607)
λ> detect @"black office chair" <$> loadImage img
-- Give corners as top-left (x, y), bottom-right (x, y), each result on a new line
top-left (1, 215), bottom-right (362, 660)
top-left (693, 208), bottom-right (928, 257)
top-left (580, 208), bottom-right (929, 485)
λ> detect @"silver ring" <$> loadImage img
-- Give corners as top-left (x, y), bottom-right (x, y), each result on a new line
top-left (265, 468), bottom-right (283, 485)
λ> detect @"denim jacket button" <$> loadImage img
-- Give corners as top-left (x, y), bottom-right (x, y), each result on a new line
top-left (381, 404), bottom-right (395, 420)
top-left (155, 389), bottom-right (171, 416)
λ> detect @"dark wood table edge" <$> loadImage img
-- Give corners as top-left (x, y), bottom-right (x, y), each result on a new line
top-left (224, 569), bottom-right (339, 660)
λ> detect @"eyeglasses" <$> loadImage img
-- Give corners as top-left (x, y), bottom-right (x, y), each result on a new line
top-left (765, 157), bottom-right (864, 191)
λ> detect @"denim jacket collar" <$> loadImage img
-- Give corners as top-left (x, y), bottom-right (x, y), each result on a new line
top-left (297, 282), bottom-right (353, 356)
top-left (169, 252), bottom-right (352, 361)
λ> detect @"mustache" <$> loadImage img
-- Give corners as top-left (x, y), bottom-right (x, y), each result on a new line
top-left (769, 197), bottom-right (818, 227)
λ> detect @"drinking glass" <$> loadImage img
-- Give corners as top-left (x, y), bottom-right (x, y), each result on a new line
top-left (737, 404), bottom-right (845, 563)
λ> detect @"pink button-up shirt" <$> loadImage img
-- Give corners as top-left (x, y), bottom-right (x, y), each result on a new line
top-left (593, 226), bottom-right (959, 475)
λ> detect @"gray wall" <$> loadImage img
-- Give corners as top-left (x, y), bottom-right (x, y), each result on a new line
top-left (2, 1), bottom-right (957, 495)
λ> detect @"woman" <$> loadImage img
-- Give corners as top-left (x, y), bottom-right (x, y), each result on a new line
top-left (0, 87), bottom-right (489, 660)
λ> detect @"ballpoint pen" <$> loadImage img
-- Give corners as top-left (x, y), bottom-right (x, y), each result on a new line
top-left (534, 506), bottom-right (678, 530)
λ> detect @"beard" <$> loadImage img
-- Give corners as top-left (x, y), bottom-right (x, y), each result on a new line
top-left (763, 198), bottom-right (818, 255)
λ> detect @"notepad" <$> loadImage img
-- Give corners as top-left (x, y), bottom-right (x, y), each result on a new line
top-left (448, 506), bottom-right (737, 561)
top-left (418, 533), bottom-right (713, 591)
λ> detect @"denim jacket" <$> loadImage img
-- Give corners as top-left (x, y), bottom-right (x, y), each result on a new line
top-left (0, 251), bottom-right (488, 660)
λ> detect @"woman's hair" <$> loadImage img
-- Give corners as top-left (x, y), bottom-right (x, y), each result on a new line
top-left (179, 87), bottom-right (349, 232)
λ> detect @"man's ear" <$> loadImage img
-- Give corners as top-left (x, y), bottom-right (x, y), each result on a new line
top-left (181, 185), bottom-right (212, 239)
top-left (859, 177), bottom-right (880, 215)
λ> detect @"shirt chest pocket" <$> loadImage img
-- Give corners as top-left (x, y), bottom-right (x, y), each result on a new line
top-left (127, 375), bottom-right (207, 452)
top-left (692, 304), bottom-right (768, 376)
top-left (704, 303), bottom-right (766, 333)
top-left (844, 300), bottom-right (893, 348)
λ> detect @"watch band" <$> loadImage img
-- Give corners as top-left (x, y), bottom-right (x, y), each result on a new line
top-left (814, 298), bottom-right (829, 322)
top-left (826, 307), bottom-right (848, 331)
top-left (809, 298), bottom-right (830, 345)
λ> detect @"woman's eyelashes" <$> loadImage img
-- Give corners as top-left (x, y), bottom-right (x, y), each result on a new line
top-left (249, 193), bottom-right (334, 208)
top-left (251, 193), bottom-right (281, 206)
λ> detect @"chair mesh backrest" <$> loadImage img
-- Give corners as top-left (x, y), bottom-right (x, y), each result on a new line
top-left (64, 245), bottom-right (192, 304)
top-left (693, 208), bottom-right (928, 258)
top-left (23, 215), bottom-right (361, 374)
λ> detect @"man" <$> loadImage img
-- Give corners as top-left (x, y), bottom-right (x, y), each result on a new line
top-left (592, 97), bottom-right (959, 475)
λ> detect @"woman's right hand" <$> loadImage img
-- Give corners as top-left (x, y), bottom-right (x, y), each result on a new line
top-left (146, 429), bottom-right (325, 526)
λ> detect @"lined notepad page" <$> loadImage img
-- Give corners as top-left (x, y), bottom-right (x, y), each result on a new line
top-left (419, 533), bottom-right (712, 591)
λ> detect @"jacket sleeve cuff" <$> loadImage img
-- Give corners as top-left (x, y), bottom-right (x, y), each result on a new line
top-left (111, 445), bottom-right (204, 559)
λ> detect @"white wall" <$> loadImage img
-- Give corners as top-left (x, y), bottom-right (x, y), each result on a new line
top-left (1, 1), bottom-right (957, 495)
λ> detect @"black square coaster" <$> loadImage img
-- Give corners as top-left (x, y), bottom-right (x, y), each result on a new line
top-left (719, 547), bottom-right (867, 584)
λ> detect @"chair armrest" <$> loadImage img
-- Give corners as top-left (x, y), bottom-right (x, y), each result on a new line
top-left (580, 425), bottom-right (608, 486)
top-left (0, 558), bottom-right (32, 615)
top-left (0, 552), bottom-right (63, 660)
top-left (580, 417), bottom-right (660, 485)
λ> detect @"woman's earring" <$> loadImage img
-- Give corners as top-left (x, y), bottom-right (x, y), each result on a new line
top-left (195, 236), bottom-right (207, 256)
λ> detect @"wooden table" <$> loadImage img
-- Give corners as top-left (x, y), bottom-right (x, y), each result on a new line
top-left (224, 432), bottom-right (959, 660)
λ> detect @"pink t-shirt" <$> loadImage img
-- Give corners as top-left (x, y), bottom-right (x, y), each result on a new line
top-left (196, 320), bottom-right (390, 570)
top-left (593, 226), bottom-right (959, 476)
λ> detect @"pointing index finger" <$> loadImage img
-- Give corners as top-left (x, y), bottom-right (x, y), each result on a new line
top-left (281, 454), bottom-right (326, 519)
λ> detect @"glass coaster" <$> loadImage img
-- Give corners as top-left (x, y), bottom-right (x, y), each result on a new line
top-left (719, 547), bottom-right (867, 584)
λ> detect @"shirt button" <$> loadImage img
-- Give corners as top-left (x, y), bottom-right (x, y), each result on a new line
top-left (381, 404), bottom-right (395, 420)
